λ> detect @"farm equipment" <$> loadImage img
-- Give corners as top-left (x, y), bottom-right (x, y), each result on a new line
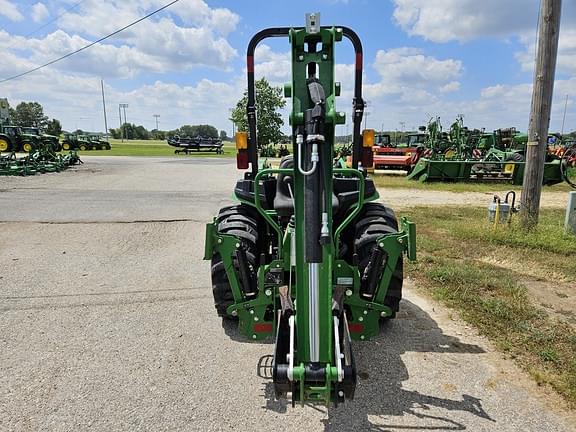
top-left (61, 134), bottom-right (111, 151)
top-left (85, 135), bottom-right (111, 150)
top-left (21, 126), bottom-right (62, 152)
top-left (0, 125), bottom-right (40, 153)
top-left (167, 135), bottom-right (223, 154)
top-left (0, 141), bottom-right (81, 176)
top-left (204, 14), bottom-right (416, 406)
top-left (372, 132), bottom-right (426, 171)
top-left (61, 133), bottom-right (91, 151)
top-left (406, 117), bottom-right (566, 185)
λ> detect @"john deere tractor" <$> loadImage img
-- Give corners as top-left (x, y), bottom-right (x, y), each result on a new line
top-left (0, 125), bottom-right (39, 153)
top-left (204, 14), bottom-right (416, 406)
top-left (21, 126), bottom-right (62, 152)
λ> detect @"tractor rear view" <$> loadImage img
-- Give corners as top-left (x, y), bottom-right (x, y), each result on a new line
top-left (204, 14), bottom-right (416, 406)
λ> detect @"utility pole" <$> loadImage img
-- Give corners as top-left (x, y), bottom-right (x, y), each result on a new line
top-left (153, 114), bottom-right (160, 131)
top-left (119, 103), bottom-right (129, 141)
top-left (520, 0), bottom-right (562, 229)
top-left (560, 94), bottom-right (568, 135)
top-left (101, 80), bottom-right (108, 140)
top-left (118, 105), bottom-right (123, 142)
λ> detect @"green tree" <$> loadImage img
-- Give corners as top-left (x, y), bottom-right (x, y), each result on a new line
top-left (134, 125), bottom-right (150, 140)
top-left (109, 128), bottom-right (121, 139)
top-left (219, 130), bottom-right (228, 141)
top-left (231, 78), bottom-right (286, 148)
top-left (151, 129), bottom-right (166, 140)
top-left (45, 119), bottom-right (62, 136)
top-left (172, 124), bottom-right (218, 138)
top-left (10, 102), bottom-right (49, 129)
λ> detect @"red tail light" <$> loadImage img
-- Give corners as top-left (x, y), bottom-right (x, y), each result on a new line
top-left (361, 147), bottom-right (373, 168)
top-left (348, 322), bottom-right (364, 333)
top-left (253, 322), bottom-right (273, 333)
top-left (237, 150), bottom-right (249, 169)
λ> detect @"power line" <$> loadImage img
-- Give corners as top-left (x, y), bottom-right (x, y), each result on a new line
top-left (24, 0), bottom-right (88, 38)
top-left (0, 0), bottom-right (181, 84)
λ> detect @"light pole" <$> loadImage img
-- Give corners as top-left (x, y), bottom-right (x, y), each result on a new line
top-left (363, 100), bottom-right (370, 130)
top-left (119, 103), bottom-right (128, 141)
top-left (118, 105), bottom-right (123, 142)
top-left (228, 108), bottom-right (235, 139)
top-left (153, 114), bottom-right (160, 131)
top-left (364, 112), bottom-right (370, 130)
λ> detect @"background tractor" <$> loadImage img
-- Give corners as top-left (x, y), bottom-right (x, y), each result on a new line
top-left (0, 125), bottom-right (40, 153)
top-left (204, 14), bottom-right (415, 406)
top-left (21, 126), bottom-right (62, 152)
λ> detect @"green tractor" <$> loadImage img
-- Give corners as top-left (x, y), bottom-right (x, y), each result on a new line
top-left (61, 133), bottom-right (91, 151)
top-left (21, 126), bottom-right (62, 152)
top-left (87, 135), bottom-right (111, 150)
top-left (204, 14), bottom-right (416, 406)
top-left (0, 125), bottom-right (40, 153)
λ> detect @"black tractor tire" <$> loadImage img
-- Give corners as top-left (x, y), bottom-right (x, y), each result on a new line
top-left (506, 152), bottom-right (525, 162)
top-left (353, 202), bottom-right (403, 317)
top-left (210, 204), bottom-right (261, 319)
top-left (79, 144), bottom-right (87, 151)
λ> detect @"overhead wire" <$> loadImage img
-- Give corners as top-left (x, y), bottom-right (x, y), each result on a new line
top-left (24, 0), bottom-right (88, 38)
top-left (0, 0), bottom-right (181, 84)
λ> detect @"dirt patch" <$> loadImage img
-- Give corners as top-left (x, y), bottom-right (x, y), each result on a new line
top-left (378, 187), bottom-right (570, 209)
top-left (477, 256), bottom-right (576, 326)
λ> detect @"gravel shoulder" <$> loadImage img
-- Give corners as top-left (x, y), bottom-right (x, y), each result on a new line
top-left (0, 156), bottom-right (574, 431)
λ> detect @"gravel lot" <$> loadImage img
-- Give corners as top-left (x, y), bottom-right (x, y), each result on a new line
top-left (0, 156), bottom-right (574, 431)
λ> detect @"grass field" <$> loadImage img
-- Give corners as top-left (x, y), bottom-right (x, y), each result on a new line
top-left (78, 139), bottom-right (236, 157)
top-left (404, 206), bottom-right (576, 405)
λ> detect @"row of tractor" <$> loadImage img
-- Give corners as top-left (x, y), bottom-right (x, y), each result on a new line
top-left (0, 124), bottom-right (111, 154)
top-left (365, 116), bottom-right (575, 186)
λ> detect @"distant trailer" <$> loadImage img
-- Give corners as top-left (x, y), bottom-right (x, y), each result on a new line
top-left (167, 135), bottom-right (224, 154)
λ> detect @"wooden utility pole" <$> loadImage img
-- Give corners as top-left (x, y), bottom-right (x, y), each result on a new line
top-left (101, 80), bottom-right (109, 140)
top-left (520, 0), bottom-right (562, 229)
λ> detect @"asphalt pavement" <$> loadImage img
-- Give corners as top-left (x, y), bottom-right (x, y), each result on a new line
top-left (0, 156), bottom-right (573, 431)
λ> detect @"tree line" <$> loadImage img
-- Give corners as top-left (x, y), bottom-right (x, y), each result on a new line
top-left (2, 99), bottom-right (230, 141)
top-left (3, 101), bottom-right (62, 136)
top-left (109, 124), bottom-right (229, 141)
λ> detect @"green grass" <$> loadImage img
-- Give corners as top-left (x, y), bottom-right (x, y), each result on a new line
top-left (77, 139), bottom-right (236, 157)
top-left (406, 206), bottom-right (576, 404)
top-left (373, 172), bottom-right (572, 193)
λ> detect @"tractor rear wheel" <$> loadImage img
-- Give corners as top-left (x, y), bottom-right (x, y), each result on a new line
top-left (353, 202), bottom-right (403, 317)
top-left (210, 204), bottom-right (262, 318)
top-left (0, 138), bottom-right (10, 152)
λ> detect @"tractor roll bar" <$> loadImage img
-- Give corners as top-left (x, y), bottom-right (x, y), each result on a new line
top-left (245, 26), bottom-right (365, 175)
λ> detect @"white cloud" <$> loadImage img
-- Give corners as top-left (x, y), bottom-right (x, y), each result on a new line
top-left (31, 2), bottom-right (49, 23)
top-left (253, 45), bottom-right (291, 81)
top-left (1, 66), bottom-right (243, 133)
top-left (0, 0), bottom-right (23, 21)
top-left (0, 1), bottom-right (239, 80)
top-left (516, 29), bottom-right (576, 76)
top-left (392, 0), bottom-right (538, 43)
top-left (439, 81), bottom-right (461, 93)
top-left (366, 47), bottom-right (462, 100)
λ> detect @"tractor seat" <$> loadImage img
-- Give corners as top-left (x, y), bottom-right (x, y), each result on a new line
top-left (274, 155), bottom-right (339, 218)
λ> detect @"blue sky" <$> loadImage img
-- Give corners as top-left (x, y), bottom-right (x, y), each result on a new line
top-left (0, 0), bottom-right (574, 134)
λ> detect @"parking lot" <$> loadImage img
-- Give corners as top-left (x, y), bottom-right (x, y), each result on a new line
top-left (0, 157), bottom-right (574, 431)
